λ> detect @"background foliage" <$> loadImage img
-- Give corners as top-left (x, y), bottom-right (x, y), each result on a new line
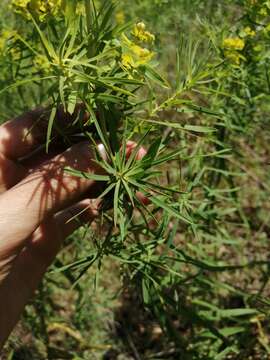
top-left (1, 0), bottom-right (270, 359)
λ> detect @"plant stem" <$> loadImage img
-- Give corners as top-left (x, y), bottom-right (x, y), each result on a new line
top-left (85, 0), bottom-right (95, 58)
top-left (85, 0), bottom-right (92, 35)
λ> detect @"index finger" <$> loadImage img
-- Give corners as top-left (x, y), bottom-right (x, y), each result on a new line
top-left (0, 108), bottom-right (47, 160)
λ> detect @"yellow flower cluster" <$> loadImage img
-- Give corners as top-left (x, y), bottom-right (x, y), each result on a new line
top-left (223, 37), bottom-right (245, 51)
top-left (243, 26), bottom-right (256, 37)
top-left (121, 33), bottom-right (155, 69)
top-left (132, 22), bottom-right (155, 43)
top-left (247, 0), bottom-right (270, 17)
top-left (12, 0), bottom-right (29, 7)
top-left (12, 0), bottom-right (62, 21)
top-left (223, 37), bottom-right (246, 65)
top-left (121, 48), bottom-right (154, 69)
top-left (224, 51), bottom-right (245, 65)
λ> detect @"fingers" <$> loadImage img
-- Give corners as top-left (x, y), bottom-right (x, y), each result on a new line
top-left (136, 190), bottom-right (151, 206)
top-left (0, 152), bottom-right (27, 193)
top-left (126, 140), bottom-right (147, 160)
top-left (16, 199), bottom-right (100, 271)
top-left (0, 198), bottom-right (99, 349)
top-left (0, 105), bottom-right (89, 162)
top-left (0, 108), bottom-right (46, 160)
top-left (0, 106), bottom-right (85, 193)
top-left (55, 198), bottom-right (100, 239)
top-left (0, 141), bottom-right (102, 259)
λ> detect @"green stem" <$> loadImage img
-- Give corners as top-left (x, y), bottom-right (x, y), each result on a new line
top-left (85, 0), bottom-right (92, 35)
top-left (85, 0), bottom-right (94, 57)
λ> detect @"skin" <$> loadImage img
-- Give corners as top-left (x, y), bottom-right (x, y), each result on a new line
top-left (0, 108), bottom-right (146, 349)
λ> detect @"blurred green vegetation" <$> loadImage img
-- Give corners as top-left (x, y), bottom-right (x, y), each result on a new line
top-left (1, 0), bottom-right (270, 359)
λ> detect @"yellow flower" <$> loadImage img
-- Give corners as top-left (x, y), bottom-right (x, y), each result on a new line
top-left (121, 47), bottom-right (154, 69)
top-left (132, 22), bottom-right (155, 43)
top-left (223, 37), bottom-right (245, 51)
top-left (130, 43), bottom-right (148, 57)
top-left (223, 37), bottom-right (245, 64)
top-left (120, 34), bottom-right (155, 69)
top-left (136, 22), bottom-right (146, 31)
top-left (12, 0), bottom-right (62, 21)
top-left (14, 0), bottom-right (30, 6)
top-left (121, 53), bottom-right (135, 69)
top-left (224, 50), bottom-right (246, 65)
top-left (244, 26), bottom-right (256, 37)
top-left (224, 51), bottom-right (240, 65)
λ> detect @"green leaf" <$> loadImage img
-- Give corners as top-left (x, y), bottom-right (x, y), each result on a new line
top-left (219, 308), bottom-right (258, 318)
top-left (59, 76), bottom-right (66, 110)
top-left (30, 13), bottom-right (57, 61)
top-left (46, 105), bottom-right (57, 153)
top-left (146, 118), bottom-right (214, 134)
top-left (71, 69), bottom-right (136, 97)
top-left (67, 91), bottom-right (77, 114)
top-left (183, 125), bottom-right (214, 133)
top-left (98, 182), bottom-right (116, 199)
top-left (124, 128), bottom-right (152, 170)
top-left (220, 327), bottom-right (246, 337)
top-left (65, 167), bottom-right (110, 181)
top-left (150, 196), bottom-right (193, 224)
top-left (150, 148), bottom-right (184, 167)
top-left (142, 278), bottom-right (150, 304)
top-left (50, 254), bottom-right (96, 273)
top-left (122, 180), bottom-right (135, 207)
top-left (63, 0), bottom-right (77, 24)
top-left (215, 346), bottom-right (238, 360)
top-left (101, 76), bottom-right (143, 86)
top-left (143, 65), bottom-right (170, 88)
top-left (181, 102), bottom-right (223, 117)
top-left (140, 137), bottom-right (162, 167)
top-left (85, 103), bottom-right (111, 158)
top-left (142, 181), bottom-right (186, 195)
top-left (113, 181), bottom-right (121, 226)
top-left (0, 76), bottom-right (56, 96)
top-left (95, 93), bottom-right (125, 104)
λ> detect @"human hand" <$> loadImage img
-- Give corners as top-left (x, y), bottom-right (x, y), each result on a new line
top-left (0, 108), bottom-right (101, 348)
top-left (0, 108), bottom-right (148, 349)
